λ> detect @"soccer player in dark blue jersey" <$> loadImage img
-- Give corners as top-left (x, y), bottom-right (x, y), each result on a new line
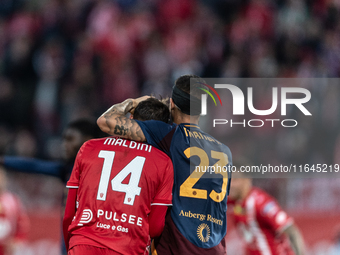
top-left (97, 75), bottom-right (232, 255)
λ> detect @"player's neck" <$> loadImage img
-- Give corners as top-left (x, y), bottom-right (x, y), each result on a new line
top-left (173, 113), bottom-right (199, 125)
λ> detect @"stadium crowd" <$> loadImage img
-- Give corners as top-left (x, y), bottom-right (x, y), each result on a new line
top-left (0, 0), bottom-right (340, 160)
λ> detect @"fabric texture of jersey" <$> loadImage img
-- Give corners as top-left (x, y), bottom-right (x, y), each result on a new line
top-left (230, 187), bottom-right (294, 255)
top-left (136, 120), bottom-right (232, 250)
top-left (68, 244), bottom-right (122, 255)
top-left (66, 137), bottom-right (173, 255)
top-left (152, 212), bottom-right (226, 255)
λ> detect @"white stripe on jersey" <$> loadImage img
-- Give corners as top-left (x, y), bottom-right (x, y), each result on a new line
top-left (246, 196), bottom-right (272, 255)
top-left (150, 203), bottom-right (172, 206)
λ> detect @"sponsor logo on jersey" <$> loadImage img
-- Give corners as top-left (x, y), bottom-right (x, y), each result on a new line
top-left (262, 201), bottom-right (278, 217)
top-left (78, 209), bottom-right (93, 226)
top-left (197, 223), bottom-right (210, 243)
top-left (179, 209), bottom-right (223, 226)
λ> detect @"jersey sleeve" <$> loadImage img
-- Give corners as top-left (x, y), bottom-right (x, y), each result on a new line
top-left (135, 120), bottom-right (176, 154)
top-left (66, 143), bottom-right (86, 188)
top-left (63, 188), bottom-right (78, 250)
top-left (257, 196), bottom-right (293, 234)
top-left (3, 156), bottom-right (63, 178)
top-left (151, 158), bottom-right (173, 206)
top-left (148, 205), bottom-right (168, 238)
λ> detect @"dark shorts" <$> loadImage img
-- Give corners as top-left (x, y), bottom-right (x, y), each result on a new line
top-left (152, 213), bottom-right (227, 255)
top-left (68, 245), bottom-right (122, 255)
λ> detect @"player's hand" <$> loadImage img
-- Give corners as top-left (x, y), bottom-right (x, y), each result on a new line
top-left (129, 95), bottom-right (152, 115)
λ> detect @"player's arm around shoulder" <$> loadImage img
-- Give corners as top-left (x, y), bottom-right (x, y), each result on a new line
top-left (97, 96), bottom-right (149, 142)
top-left (283, 224), bottom-right (306, 255)
top-left (255, 190), bottom-right (305, 255)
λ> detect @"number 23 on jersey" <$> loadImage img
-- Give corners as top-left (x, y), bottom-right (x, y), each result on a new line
top-left (180, 147), bottom-right (229, 203)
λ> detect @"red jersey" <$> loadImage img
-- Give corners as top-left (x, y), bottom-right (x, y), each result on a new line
top-left (230, 188), bottom-right (294, 255)
top-left (66, 137), bottom-right (173, 255)
top-left (0, 192), bottom-right (29, 255)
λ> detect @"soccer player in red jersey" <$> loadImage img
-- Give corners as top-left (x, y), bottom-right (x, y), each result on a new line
top-left (63, 98), bottom-right (174, 255)
top-left (228, 163), bottom-right (305, 255)
top-left (0, 167), bottom-right (29, 255)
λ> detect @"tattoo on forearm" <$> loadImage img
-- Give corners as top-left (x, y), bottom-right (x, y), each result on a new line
top-left (113, 125), bottom-right (128, 136)
top-left (104, 100), bottom-right (133, 118)
top-left (102, 101), bottom-right (146, 141)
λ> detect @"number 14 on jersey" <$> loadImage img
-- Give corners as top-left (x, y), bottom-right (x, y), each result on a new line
top-left (96, 150), bottom-right (145, 206)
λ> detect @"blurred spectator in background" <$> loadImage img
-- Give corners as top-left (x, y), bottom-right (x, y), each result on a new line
top-left (0, 119), bottom-right (105, 184)
top-left (0, 0), bottom-right (339, 163)
top-left (0, 0), bottom-right (338, 169)
top-left (0, 166), bottom-right (29, 255)
top-left (0, 118), bottom-right (106, 255)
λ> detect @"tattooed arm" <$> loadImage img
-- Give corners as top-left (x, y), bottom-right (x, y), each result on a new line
top-left (97, 96), bottom-right (149, 142)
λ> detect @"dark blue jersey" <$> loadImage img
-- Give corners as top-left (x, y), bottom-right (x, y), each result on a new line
top-left (136, 120), bottom-right (232, 249)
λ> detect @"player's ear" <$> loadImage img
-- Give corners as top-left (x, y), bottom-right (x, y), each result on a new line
top-left (130, 114), bottom-right (134, 119)
top-left (170, 98), bottom-right (176, 110)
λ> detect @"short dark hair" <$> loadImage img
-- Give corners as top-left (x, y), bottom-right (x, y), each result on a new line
top-left (67, 119), bottom-right (106, 138)
top-left (133, 98), bottom-right (170, 123)
top-left (174, 74), bottom-right (208, 98)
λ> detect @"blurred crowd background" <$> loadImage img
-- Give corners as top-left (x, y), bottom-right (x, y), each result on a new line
top-left (0, 0), bottom-right (339, 254)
